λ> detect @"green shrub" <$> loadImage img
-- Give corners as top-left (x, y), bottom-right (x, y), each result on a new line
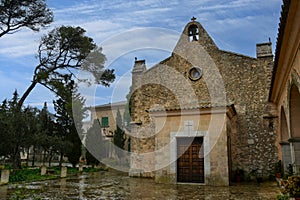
top-left (10, 186), bottom-right (41, 200)
top-left (276, 194), bottom-right (289, 200)
top-left (9, 168), bottom-right (54, 183)
top-left (280, 175), bottom-right (300, 197)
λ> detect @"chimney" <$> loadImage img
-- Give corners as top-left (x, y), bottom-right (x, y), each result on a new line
top-left (131, 57), bottom-right (146, 90)
top-left (132, 57), bottom-right (146, 73)
top-left (256, 42), bottom-right (273, 58)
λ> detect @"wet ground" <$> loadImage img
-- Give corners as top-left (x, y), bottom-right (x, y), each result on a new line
top-left (0, 171), bottom-right (280, 199)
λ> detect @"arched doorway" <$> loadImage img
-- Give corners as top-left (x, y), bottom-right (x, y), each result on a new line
top-left (280, 107), bottom-right (292, 169)
top-left (289, 85), bottom-right (300, 169)
top-left (290, 85), bottom-right (300, 138)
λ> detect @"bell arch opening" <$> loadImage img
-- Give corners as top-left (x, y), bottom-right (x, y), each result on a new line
top-left (188, 24), bottom-right (199, 42)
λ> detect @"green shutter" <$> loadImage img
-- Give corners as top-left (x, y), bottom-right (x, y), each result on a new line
top-left (101, 117), bottom-right (109, 127)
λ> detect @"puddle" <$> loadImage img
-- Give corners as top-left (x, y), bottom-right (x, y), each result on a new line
top-left (0, 171), bottom-right (280, 199)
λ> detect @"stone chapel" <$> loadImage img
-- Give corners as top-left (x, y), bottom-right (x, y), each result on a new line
top-left (127, 18), bottom-right (276, 186)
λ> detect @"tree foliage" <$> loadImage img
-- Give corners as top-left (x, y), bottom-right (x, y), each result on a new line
top-left (5, 91), bottom-right (26, 168)
top-left (35, 102), bottom-right (56, 166)
top-left (124, 86), bottom-right (133, 130)
top-left (22, 106), bottom-right (39, 166)
top-left (0, 99), bottom-right (10, 157)
top-left (0, 91), bottom-right (41, 168)
top-left (0, 5), bottom-right (116, 169)
top-left (53, 75), bottom-right (86, 167)
top-left (0, 0), bottom-right (53, 38)
top-left (0, 87), bottom-right (86, 168)
top-left (18, 25), bottom-right (115, 108)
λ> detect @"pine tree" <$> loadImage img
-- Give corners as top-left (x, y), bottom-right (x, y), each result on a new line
top-left (5, 90), bottom-right (26, 168)
top-left (113, 109), bottom-right (125, 158)
top-left (23, 106), bottom-right (39, 166)
top-left (37, 102), bottom-right (56, 166)
top-left (123, 86), bottom-right (133, 129)
top-left (85, 119), bottom-right (103, 166)
top-left (0, 100), bottom-right (10, 158)
top-left (53, 76), bottom-right (85, 167)
top-left (0, 0), bottom-right (53, 38)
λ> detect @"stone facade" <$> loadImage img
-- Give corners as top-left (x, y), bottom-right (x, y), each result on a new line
top-left (269, 0), bottom-right (300, 173)
top-left (129, 18), bottom-right (277, 185)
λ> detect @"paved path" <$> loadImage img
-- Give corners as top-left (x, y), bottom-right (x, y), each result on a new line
top-left (0, 171), bottom-right (281, 199)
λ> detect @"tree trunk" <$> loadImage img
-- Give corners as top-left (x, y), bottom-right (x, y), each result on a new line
top-left (59, 152), bottom-right (63, 168)
top-left (43, 150), bottom-right (47, 166)
top-left (18, 80), bottom-right (37, 109)
top-left (31, 146), bottom-right (36, 167)
top-left (26, 147), bottom-right (30, 167)
top-left (12, 145), bottom-right (21, 169)
top-left (48, 150), bottom-right (53, 167)
top-left (0, 29), bottom-right (10, 38)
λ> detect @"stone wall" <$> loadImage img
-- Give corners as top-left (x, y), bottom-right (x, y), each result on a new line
top-left (212, 53), bottom-right (277, 176)
top-left (129, 123), bottom-right (156, 178)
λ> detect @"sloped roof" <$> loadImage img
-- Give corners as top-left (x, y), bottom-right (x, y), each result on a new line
top-left (94, 100), bottom-right (127, 109)
top-left (269, 0), bottom-right (290, 100)
top-left (148, 102), bottom-right (233, 112)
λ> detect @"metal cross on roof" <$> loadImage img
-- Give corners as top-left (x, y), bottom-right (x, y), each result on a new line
top-left (191, 16), bottom-right (196, 21)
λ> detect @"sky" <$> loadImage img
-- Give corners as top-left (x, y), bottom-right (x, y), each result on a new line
top-left (0, 0), bottom-right (282, 111)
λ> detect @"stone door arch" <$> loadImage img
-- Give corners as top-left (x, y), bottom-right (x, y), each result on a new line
top-left (290, 85), bottom-right (300, 138)
top-left (289, 84), bottom-right (300, 171)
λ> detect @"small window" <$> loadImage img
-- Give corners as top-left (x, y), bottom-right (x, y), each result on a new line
top-left (188, 24), bottom-right (199, 42)
top-left (188, 66), bottom-right (203, 81)
top-left (101, 117), bottom-right (109, 127)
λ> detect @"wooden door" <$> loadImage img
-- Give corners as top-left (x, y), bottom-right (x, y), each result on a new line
top-left (177, 137), bottom-right (204, 183)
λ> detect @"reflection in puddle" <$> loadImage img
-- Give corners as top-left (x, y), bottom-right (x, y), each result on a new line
top-left (0, 171), bottom-right (280, 199)
top-left (78, 174), bottom-right (86, 199)
top-left (0, 185), bottom-right (7, 198)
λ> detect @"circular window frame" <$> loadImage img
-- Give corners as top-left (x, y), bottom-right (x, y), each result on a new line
top-left (188, 66), bottom-right (203, 81)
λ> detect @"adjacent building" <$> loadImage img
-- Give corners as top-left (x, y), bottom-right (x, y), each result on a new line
top-left (87, 101), bottom-right (127, 158)
top-left (269, 0), bottom-right (300, 173)
top-left (91, 101), bottom-right (127, 138)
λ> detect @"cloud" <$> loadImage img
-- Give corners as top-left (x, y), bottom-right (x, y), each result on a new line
top-left (0, 0), bottom-right (282, 107)
top-left (0, 29), bottom-right (42, 58)
top-left (76, 70), bottom-right (132, 107)
top-left (109, 73), bottom-right (132, 102)
top-left (0, 0), bottom-right (281, 59)
top-left (53, 4), bottom-right (98, 15)
top-left (100, 27), bottom-right (179, 67)
top-left (0, 69), bottom-right (55, 111)
top-left (132, 7), bottom-right (172, 15)
top-left (0, 69), bottom-right (32, 92)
